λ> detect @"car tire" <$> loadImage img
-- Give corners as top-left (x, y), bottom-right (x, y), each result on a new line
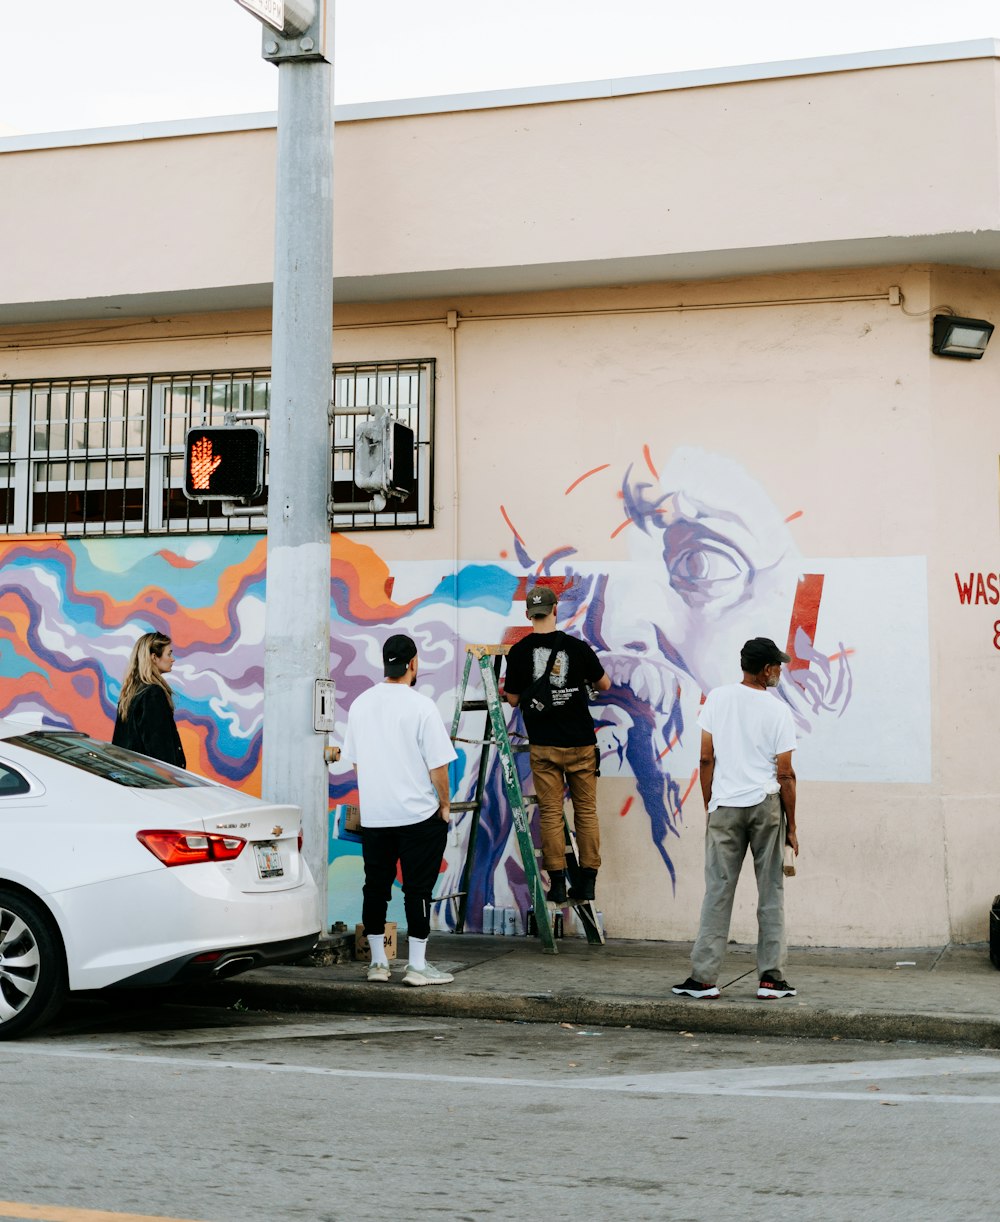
top-left (0, 888), bottom-right (67, 1040)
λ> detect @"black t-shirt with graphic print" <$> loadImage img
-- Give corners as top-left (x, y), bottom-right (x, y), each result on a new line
top-left (504, 630), bottom-right (606, 747)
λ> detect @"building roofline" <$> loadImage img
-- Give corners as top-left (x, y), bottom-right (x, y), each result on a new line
top-left (0, 112), bottom-right (280, 154)
top-left (1, 37), bottom-right (998, 154)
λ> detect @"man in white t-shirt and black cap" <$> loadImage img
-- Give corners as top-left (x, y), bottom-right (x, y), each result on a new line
top-left (342, 633), bottom-right (458, 986)
top-left (673, 636), bottom-right (799, 1001)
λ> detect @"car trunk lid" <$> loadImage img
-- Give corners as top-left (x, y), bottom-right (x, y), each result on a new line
top-left (200, 802), bottom-right (305, 893)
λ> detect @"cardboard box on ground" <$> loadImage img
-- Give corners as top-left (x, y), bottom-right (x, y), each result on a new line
top-left (354, 922), bottom-right (398, 962)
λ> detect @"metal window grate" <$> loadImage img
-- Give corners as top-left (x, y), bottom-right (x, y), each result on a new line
top-left (0, 360), bottom-right (434, 537)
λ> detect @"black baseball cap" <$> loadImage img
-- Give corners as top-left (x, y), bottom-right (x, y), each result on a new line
top-left (383, 633), bottom-right (417, 677)
top-left (525, 585), bottom-right (558, 617)
top-left (740, 637), bottom-right (791, 672)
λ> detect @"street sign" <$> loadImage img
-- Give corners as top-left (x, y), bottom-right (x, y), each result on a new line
top-left (234, 0), bottom-right (285, 34)
top-left (233, 0), bottom-right (319, 40)
top-left (183, 426), bottom-right (265, 501)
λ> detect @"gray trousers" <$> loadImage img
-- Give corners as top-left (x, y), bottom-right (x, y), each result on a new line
top-left (690, 793), bottom-right (786, 986)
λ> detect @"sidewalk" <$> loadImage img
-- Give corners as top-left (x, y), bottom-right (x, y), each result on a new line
top-left (201, 934), bottom-right (1000, 1049)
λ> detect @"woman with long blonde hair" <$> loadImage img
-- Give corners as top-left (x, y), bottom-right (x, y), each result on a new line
top-left (112, 631), bottom-right (186, 767)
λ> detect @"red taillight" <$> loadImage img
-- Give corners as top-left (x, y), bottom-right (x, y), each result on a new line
top-left (298, 827), bottom-right (303, 853)
top-left (137, 829), bottom-right (247, 867)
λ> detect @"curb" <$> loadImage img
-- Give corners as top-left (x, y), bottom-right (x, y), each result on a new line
top-left (198, 972), bottom-right (1000, 1050)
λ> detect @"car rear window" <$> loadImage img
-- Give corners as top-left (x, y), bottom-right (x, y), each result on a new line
top-left (6, 732), bottom-right (210, 789)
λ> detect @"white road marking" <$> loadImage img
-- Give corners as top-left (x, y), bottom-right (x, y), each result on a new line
top-left (52, 1020), bottom-right (451, 1048)
top-left (571, 1055), bottom-right (1000, 1092)
top-left (7, 1045), bottom-right (1000, 1104)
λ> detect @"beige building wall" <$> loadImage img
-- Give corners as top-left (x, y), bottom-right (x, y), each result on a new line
top-left (4, 50), bottom-right (1000, 318)
top-left (927, 266), bottom-right (1000, 943)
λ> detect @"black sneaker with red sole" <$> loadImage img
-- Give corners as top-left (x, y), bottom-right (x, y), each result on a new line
top-left (671, 976), bottom-right (721, 999)
top-left (757, 975), bottom-right (796, 999)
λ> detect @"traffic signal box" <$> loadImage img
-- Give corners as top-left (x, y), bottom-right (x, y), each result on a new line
top-left (183, 427), bottom-right (265, 502)
top-left (353, 417), bottom-right (415, 499)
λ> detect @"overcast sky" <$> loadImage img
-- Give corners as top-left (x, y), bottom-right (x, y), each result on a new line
top-left (2, 0), bottom-right (1000, 135)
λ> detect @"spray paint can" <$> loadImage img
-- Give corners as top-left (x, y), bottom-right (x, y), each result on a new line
top-left (503, 906), bottom-right (518, 936)
top-left (481, 903), bottom-right (495, 935)
top-left (552, 910), bottom-right (564, 939)
top-left (595, 910), bottom-right (605, 938)
top-left (526, 907), bottom-right (537, 936)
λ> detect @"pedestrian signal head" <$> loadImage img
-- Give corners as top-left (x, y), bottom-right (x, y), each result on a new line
top-left (353, 415), bottom-right (415, 500)
top-left (183, 427), bottom-right (265, 502)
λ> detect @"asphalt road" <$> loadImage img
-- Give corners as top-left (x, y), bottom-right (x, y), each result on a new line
top-left (4, 997), bottom-right (1000, 1221)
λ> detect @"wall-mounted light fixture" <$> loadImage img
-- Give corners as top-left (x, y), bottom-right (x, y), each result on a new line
top-left (932, 314), bottom-right (994, 360)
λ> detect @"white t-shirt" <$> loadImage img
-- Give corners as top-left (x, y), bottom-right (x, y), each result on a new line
top-left (697, 683), bottom-right (796, 813)
top-left (342, 681), bottom-right (457, 828)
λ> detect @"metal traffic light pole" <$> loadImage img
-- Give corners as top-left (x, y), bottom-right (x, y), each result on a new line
top-left (235, 0), bottom-right (334, 934)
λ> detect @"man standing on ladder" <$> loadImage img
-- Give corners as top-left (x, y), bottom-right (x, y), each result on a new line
top-left (504, 585), bottom-right (611, 905)
top-left (342, 634), bottom-right (458, 986)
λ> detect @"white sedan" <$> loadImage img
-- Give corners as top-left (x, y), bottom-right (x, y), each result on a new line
top-left (0, 721), bottom-right (320, 1038)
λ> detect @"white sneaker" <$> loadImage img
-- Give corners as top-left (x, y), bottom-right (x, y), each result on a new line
top-left (366, 962), bottom-right (391, 982)
top-left (402, 962), bottom-right (454, 987)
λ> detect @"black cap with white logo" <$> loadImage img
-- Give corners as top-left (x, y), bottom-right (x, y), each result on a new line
top-left (383, 633), bottom-right (417, 677)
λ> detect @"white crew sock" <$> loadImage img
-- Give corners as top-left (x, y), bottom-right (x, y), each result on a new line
top-left (408, 936), bottom-right (428, 970)
top-left (367, 934), bottom-right (389, 967)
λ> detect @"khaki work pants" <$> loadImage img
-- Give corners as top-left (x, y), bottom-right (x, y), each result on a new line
top-left (529, 744), bottom-right (601, 872)
top-left (690, 793), bottom-right (786, 986)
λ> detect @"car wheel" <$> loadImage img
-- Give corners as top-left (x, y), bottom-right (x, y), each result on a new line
top-left (0, 888), bottom-right (67, 1040)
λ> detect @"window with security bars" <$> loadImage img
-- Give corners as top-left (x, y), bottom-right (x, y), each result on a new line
top-left (0, 360), bottom-right (434, 536)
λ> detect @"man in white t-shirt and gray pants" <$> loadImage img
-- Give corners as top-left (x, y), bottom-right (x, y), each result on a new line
top-left (342, 633), bottom-right (458, 986)
top-left (673, 637), bottom-right (799, 1001)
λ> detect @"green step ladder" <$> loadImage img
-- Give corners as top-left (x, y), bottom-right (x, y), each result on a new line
top-left (435, 643), bottom-right (605, 953)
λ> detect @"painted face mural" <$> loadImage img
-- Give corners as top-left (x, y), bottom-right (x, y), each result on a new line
top-left (417, 445), bottom-right (853, 921)
top-left (565, 446), bottom-right (851, 887)
top-left (0, 445), bottom-right (925, 934)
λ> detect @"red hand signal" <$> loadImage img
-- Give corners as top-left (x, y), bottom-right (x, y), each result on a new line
top-left (190, 436), bottom-right (223, 490)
